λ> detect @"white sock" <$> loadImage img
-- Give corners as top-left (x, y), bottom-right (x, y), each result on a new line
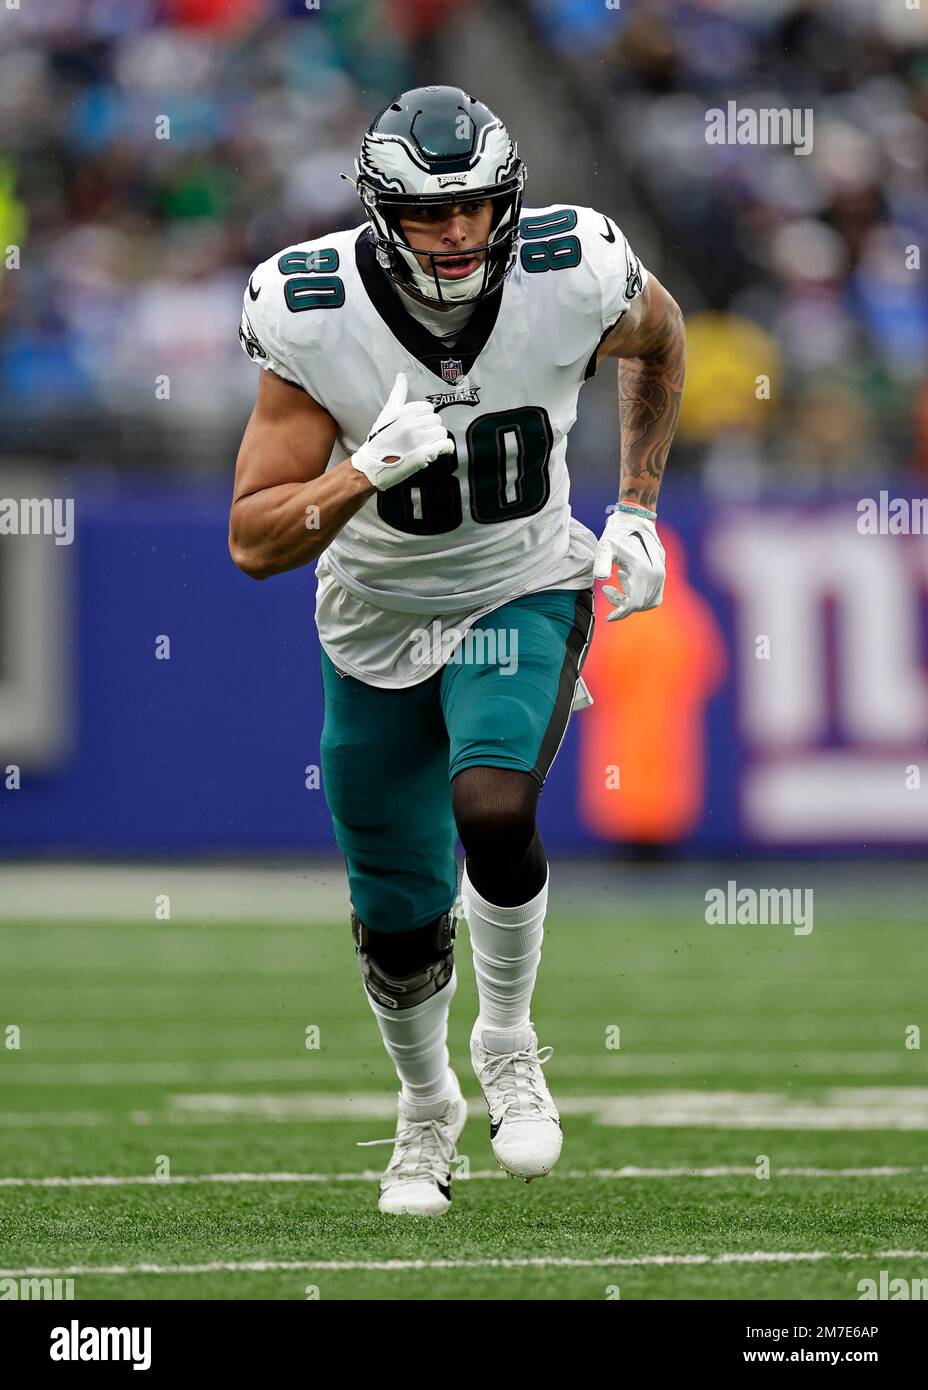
top-left (462, 866), bottom-right (548, 1033)
top-left (366, 969), bottom-right (459, 1111)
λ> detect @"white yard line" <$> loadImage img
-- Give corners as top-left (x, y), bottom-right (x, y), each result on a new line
top-left (0, 1164), bottom-right (925, 1189)
top-left (1, 1052), bottom-right (921, 1084)
top-left (3, 1086), bottom-right (928, 1129)
top-left (2, 1251), bottom-right (927, 1277)
top-left (159, 1086), bottom-right (928, 1129)
top-left (555, 1053), bottom-right (926, 1077)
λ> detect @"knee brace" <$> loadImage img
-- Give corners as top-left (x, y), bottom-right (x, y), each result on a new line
top-left (351, 907), bottom-right (455, 1011)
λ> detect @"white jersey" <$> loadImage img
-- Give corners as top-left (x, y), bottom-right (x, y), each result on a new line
top-left (239, 204), bottom-right (648, 686)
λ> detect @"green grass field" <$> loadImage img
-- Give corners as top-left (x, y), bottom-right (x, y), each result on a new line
top-left (2, 872), bottom-right (927, 1300)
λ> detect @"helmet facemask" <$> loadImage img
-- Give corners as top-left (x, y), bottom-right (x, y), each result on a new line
top-left (358, 174), bottom-right (526, 311)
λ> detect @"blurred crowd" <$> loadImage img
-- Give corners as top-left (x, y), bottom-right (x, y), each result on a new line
top-left (530, 0), bottom-right (928, 489)
top-left (0, 0), bottom-right (472, 462)
top-left (1, 0), bottom-right (927, 486)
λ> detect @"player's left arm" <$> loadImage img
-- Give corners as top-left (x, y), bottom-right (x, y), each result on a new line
top-left (593, 275), bottom-right (685, 620)
top-left (597, 274), bottom-right (685, 515)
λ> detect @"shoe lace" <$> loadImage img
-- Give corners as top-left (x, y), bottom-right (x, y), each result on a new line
top-left (481, 1044), bottom-right (554, 1123)
top-left (357, 1116), bottom-right (456, 1183)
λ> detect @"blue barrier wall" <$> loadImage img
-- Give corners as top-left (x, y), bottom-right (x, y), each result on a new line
top-left (2, 479), bottom-right (926, 855)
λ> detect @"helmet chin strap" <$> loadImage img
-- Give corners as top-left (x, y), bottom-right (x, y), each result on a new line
top-left (396, 244), bottom-right (487, 306)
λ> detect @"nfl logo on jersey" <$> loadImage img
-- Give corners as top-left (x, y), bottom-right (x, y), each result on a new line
top-left (441, 358), bottom-right (463, 384)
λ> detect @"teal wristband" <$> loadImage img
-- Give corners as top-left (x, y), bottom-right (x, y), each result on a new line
top-left (612, 501), bottom-right (657, 521)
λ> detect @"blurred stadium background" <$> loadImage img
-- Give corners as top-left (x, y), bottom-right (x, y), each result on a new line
top-left (1, 0), bottom-right (927, 857)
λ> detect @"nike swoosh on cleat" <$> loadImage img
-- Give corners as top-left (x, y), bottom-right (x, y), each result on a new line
top-left (490, 1119), bottom-right (502, 1139)
top-left (438, 1181), bottom-right (451, 1201)
top-left (599, 217), bottom-right (616, 244)
top-left (248, 277), bottom-right (261, 301)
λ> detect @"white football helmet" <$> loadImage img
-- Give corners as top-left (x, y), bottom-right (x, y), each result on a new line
top-left (352, 85), bottom-right (526, 311)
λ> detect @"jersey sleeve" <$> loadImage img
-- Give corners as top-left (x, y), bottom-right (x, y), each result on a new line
top-left (237, 260), bottom-right (302, 385)
top-left (574, 205), bottom-right (650, 336)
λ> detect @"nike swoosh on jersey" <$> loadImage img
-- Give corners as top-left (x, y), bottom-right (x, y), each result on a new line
top-left (599, 217), bottom-right (616, 244)
top-left (248, 277), bottom-right (261, 301)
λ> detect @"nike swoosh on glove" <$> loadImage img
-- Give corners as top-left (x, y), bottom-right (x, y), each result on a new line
top-left (351, 371), bottom-right (454, 490)
top-left (593, 511), bottom-right (666, 621)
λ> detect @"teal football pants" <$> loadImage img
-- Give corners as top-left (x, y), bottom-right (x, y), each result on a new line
top-left (320, 587), bottom-right (593, 933)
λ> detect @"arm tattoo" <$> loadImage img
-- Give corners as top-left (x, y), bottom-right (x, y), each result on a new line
top-left (617, 294), bottom-right (685, 513)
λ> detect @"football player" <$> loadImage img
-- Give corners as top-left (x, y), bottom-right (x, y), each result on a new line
top-left (230, 86), bottom-right (684, 1215)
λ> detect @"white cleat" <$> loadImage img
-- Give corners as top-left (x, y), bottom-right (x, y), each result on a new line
top-left (359, 1082), bottom-right (467, 1217)
top-left (469, 1022), bottom-right (562, 1181)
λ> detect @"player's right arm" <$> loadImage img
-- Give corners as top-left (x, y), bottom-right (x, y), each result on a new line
top-left (229, 368), bottom-right (371, 580)
top-left (231, 247), bottom-right (453, 579)
top-left (230, 367), bottom-right (454, 580)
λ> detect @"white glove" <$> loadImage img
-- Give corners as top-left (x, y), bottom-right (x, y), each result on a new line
top-left (351, 371), bottom-right (454, 490)
top-left (593, 508), bottom-right (666, 621)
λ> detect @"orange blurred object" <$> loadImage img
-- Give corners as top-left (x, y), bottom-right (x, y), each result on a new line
top-left (579, 527), bottom-right (726, 843)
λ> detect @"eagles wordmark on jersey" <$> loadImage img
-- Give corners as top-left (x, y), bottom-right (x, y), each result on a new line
top-left (239, 204), bottom-right (648, 686)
